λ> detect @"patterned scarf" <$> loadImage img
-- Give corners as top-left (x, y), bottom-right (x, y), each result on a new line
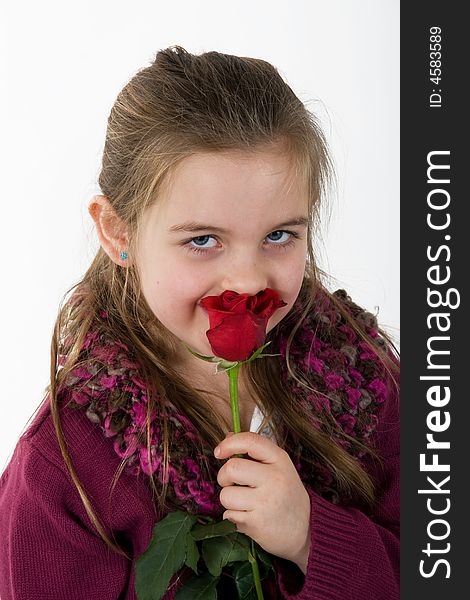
top-left (58, 288), bottom-right (392, 517)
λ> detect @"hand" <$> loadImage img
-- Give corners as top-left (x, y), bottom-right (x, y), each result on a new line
top-left (214, 432), bottom-right (311, 569)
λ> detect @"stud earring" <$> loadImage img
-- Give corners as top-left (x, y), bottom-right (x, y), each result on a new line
top-left (120, 250), bottom-right (128, 261)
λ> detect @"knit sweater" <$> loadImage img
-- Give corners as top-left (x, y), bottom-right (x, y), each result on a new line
top-left (0, 290), bottom-right (400, 599)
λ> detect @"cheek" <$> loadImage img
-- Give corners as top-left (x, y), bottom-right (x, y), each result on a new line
top-left (282, 248), bottom-right (307, 293)
top-left (268, 254), bottom-right (306, 328)
top-left (135, 238), bottom-right (200, 327)
top-left (143, 261), bottom-right (208, 318)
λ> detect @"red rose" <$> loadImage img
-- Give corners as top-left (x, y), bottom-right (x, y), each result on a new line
top-left (199, 288), bottom-right (287, 361)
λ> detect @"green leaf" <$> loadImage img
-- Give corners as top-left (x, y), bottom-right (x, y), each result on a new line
top-left (183, 340), bottom-right (279, 371)
top-left (254, 546), bottom-right (274, 571)
top-left (202, 533), bottom-right (250, 577)
top-left (185, 530), bottom-right (200, 574)
top-left (255, 352), bottom-right (281, 359)
top-left (248, 341), bottom-right (271, 359)
top-left (226, 531), bottom-right (252, 553)
top-left (174, 571), bottom-right (220, 600)
top-left (183, 344), bottom-right (218, 362)
top-left (243, 342), bottom-right (277, 364)
top-left (232, 561), bottom-right (256, 599)
top-left (135, 510), bottom-right (198, 600)
top-left (183, 343), bottom-right (240, 371)
top-left (190, 518), bottom-right (237, 541)
top-left (214, 360), bottom-right (240, 372)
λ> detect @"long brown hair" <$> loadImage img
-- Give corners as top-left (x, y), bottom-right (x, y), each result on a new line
top-left (41, 46), bottom-right (398, 557)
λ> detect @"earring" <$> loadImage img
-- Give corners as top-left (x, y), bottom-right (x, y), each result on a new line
top-left (120, 250), bottom-right (128, 261)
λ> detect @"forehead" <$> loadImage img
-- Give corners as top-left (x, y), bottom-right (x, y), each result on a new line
top-left (152, 148), bottom-right (308, 226)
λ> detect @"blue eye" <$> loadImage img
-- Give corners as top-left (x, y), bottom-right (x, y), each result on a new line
top-left (183, 230), bottom-right (300, 255)
top-left (183, 235), bottom-right (218, 255)
top-left (267, 230), bottom-right (290, 244)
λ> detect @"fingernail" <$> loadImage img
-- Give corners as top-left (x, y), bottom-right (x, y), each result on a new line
top-left (214, 446), bottom-right (221, 457)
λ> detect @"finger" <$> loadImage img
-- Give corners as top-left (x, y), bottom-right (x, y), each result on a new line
top-left (217, 456), bottom-right (265, 488)
top-left (223, 510), bottom-right (248, 529)
top-left (220, 484), bottom-right (255, 511)
top-left (214, 431), bottom-right (283, 464)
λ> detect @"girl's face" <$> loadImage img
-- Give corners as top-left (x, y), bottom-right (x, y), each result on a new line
top-left (136, 147), bottom-right (309, 365)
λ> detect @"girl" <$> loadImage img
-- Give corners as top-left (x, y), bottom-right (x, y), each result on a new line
top-left (0, 46), bottom-right (399, 599)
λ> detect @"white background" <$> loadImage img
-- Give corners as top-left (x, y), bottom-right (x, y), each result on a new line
top-left (0, 0), bottom-right (399, 470)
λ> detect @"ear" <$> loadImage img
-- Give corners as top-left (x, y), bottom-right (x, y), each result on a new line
top-left (88, 195), bottom-right (130, 266)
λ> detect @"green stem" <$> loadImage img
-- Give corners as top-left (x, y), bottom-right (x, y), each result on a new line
top-left (227, 364), bottom-right (242, 434)
top-left (226, 363), bottom-right (264, 600)
top-left (248, 541), bottom-right (264, 600)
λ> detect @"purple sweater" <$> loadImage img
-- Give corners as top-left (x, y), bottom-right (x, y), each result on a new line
top-left (0, 386), bottom-right (399, 599)
top-left (0, 289), bottom-right (399, 599)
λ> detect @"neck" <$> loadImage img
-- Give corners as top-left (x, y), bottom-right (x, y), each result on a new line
top-left (175, 351), bottom-right (251, 403)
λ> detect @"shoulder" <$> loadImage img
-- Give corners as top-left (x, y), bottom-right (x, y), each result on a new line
top-left (1, 395), bottom-right (157, 536)
top-left (55, 322), bottom-right (226, 516)
top-left (19, 396), bottom-right (122, 480)
top-left (276, 285), bottom-right (399, 456)
top-left (278, 285), bottom-right (399, 384)
top-left (0, 399), bottom-right (162, 599)
top-left (305, 287), bottom-right (391, 346)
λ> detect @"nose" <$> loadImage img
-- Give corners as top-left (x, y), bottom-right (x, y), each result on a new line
top-left (219, 251), bottom-right (269, 297)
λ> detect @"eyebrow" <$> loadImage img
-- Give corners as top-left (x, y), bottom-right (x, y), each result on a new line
top-left (168, 216), bottom-right (309, 234)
